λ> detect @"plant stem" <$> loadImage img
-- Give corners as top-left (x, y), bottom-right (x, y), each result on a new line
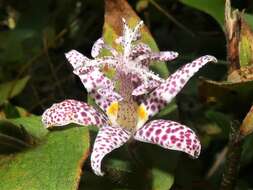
top-left (220, 122), bottom-right (242, 190)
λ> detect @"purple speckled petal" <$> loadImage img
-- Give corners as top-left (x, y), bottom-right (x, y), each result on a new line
top-left (122, 18), bottom-right (143, 57)
top-left (91, 125), bottom-right (131, 176)
top-left (132, 80), bottom-right (161, 96)
top-left (134, 119), bottom-right (201, 158)
top-left (97, 88), bottom-right (123, 102)
top-left (91, 38), bottom-right (118, 58)
top-left (75, 68), bottom-right (114, 92)
top-left (129, 43), bottom-right (151, 67)
top-left (42, 99), bottom-right (108, 128)
top-left (142, 55), bottom-right (217, 117)
top-left (91, 88), bottom-right (122, 113)
top-left (130, 74), bottom-right (142, 89)
top-left (65, 50), bottom-right (90, 69)
top-left (91, 38), bottom-right (105, 58)
top-left (73, 56), bottom-right (118, 75)
top-left (150, 51), bottom-right (179, 62)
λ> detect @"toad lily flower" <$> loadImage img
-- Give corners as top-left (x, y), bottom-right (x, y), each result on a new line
top-left (42, 18), bottom-right (217, 176)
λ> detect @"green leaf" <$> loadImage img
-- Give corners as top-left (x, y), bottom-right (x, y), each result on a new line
top-left (0, 116), bottom-right (90, 190)
top-left (180, 0), bottom-right (224, 29)
top-left (151, 168), bottom-right (174, 190)
top-left (180, 0), bottom-right (253, 31)
top-left (138, 143), bottom-right (179, 190)
top-left (205, 110), bottom-right (231, 137)
top-left (238, 20), bottom-right (253, 67)
top-left (106, 158), bottom-right (132, 173)
top-left (0, 120), bottom-right (34, 153)
top-left (240, 105), bottom-right (253, 137)
top-left (245, 14), bottom-right (253, 30)
top-left (239, 35), bottom-right (253, 67)
top-left (0, 76), bottom-right (30, 105)
top-left (241, 133), bottom-right (253, 166)
top-left (0, 29), bottom-right (35, 63)
top-left (2, 103), bottom-right (20, 119)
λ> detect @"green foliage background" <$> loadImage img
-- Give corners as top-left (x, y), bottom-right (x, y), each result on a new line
top-left (1, 0), bottom-right (253, 189)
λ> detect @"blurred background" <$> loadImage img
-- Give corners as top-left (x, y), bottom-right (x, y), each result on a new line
top-left (1, 0), bottom-right (253, 189)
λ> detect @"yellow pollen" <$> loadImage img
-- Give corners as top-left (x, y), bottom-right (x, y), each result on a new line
top-left (137, 104), bottom-right (148, 121)
top-left (107, 101), bottom-right (119, 117)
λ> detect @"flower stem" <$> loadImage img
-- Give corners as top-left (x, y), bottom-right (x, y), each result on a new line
top-left (220, 122), bottom-right (242, 190)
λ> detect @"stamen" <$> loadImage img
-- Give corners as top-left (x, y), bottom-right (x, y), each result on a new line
top-left (106, 101), bottom-right (119, 125)
top-left (136, 104), bottom-right (148, 129)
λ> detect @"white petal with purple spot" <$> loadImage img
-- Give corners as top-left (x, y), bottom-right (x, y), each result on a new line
top-left (65, 50), bottom-right (89, 69)
top-left (150, 51), bottom-right (179, 62)
top-left (122, 18), bottom-right (143, 57)
top-left (91, 88), bottom-right (122, 113)
top-left (75, 68), bottom-right (114, 92)
top-left (42, 99), bottom-right (108, 128)
top-left (134, 119), bottom-right (201, 158)
top-left (91, 38), bottom-right (118, 58)
top-left (142, 55), bottom-right (217, 117)
top-left (91, 125), bottom-right (131, 176)
top-left (132, 80), bottom-right (161, 96)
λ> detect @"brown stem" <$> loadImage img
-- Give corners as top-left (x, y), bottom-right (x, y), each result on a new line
top-left (220, 122), bottom-right (242, 190)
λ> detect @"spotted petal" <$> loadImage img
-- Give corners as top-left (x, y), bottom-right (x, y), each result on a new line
top-left (65, 50), bottom-right (89, 69)
top-left (91, 38), bottom-right (118, 58)
top-left (93, 88), bottom-right (123, 112)
top-left (134, 119), bottom-right (201, 158)
top-left (132, 80), bottom-right (161, 96)
top-left (66, 51), bottom-right (116, 93)
top-left (74, 68), bottom-right (114, 92)
top-left (131, 43), bottom-right (151, 57)
top-left (97, 88), bottom-right (123, 102)
top-left (150, 51), bottom-right (179, 62)
top-left (42, 99), bottom-right (108, 128)
top-left (129, 43), bottom-right (151, 67)
top-left (90, 125), bottom-right (131, 176)
top-left (72, 64), bottom-right (121, 115)
top-left (142, 55), bottom-right (217, 118)
top-left (122, 18), bottom-right (143, 57)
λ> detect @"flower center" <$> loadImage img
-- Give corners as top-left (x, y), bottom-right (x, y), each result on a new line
top-left (112, 70), bottom-right (139, 132)
top-left (117, 100), bottom-right (138, 133)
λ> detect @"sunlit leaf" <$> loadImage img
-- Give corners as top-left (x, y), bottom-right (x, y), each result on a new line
top-left (0, 116), bottom-right (90, 190)
top-left (238, 20), bottom-right (253, 67)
